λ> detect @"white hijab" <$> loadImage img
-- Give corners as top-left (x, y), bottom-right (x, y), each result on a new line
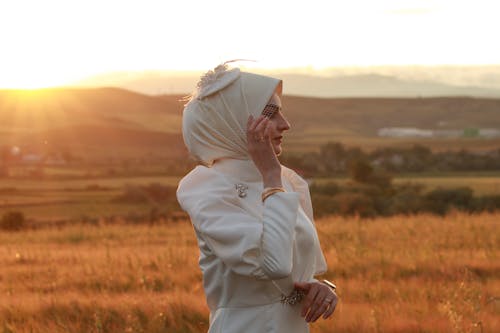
top-left (182, 65), bottom-right (282, 166)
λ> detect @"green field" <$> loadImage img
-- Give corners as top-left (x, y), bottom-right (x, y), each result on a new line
top-left (314, 173), bottom-right (500, 195)
top-left (393, 175), bottom-right (500, 196)
top-left (2, 172), bottom-right (499, 222)
top-left (0, 176), bottom-right (181, 221)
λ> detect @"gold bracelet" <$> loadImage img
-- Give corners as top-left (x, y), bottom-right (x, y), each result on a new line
top-left (261, 187), bottom-right (285, 202)
top-left (322, 279), bottom-right (337, 292)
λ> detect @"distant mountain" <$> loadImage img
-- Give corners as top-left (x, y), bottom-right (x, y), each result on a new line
top-left (278, 74), bottom-right (500, 98)
top-left (73, 70), bottom-right (500, 98)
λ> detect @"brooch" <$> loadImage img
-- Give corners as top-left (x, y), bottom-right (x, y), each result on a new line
top-left (235, 183), bottom-right (248, 198)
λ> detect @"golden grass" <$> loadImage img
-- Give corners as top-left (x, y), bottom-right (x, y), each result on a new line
top-left (1, 213), bottom-right (499, 332)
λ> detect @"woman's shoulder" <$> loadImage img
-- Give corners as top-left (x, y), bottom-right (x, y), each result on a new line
top-left (177, 165), bottom-right (236, 209)
top-left (178, 166), bottom-right (223, 194)
top-left (179, 165), bottom-right (215, 186)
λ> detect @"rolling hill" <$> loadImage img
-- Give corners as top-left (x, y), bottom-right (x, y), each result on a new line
top-left (0, 88), bottom-right (499, 160)
top-left (0, 88), bottom-right (185, 159)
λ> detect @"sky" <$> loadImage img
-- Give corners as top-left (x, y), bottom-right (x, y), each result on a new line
top-left (0, 0), bottom-right (498, 88)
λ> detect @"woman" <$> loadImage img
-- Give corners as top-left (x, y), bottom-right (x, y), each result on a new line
top-left (177, 62), bottom-right (338, 332)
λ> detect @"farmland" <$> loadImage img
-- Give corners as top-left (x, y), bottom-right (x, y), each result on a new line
top-left (1, 171), bottom-right (499, 222)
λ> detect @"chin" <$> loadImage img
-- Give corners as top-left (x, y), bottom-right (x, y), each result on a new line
top-left (273, 144), bottom-right (283, 156)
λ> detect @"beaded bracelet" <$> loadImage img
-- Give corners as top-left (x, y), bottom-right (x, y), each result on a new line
top-left (261, 187), bottom-right (285, 202)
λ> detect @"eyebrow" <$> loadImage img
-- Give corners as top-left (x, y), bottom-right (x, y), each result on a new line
top-left (262, 103), bottom-right (281, 118)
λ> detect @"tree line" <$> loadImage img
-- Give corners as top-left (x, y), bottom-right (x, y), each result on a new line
top-left (281, 142), bottom-right (500, 177)
top-left (308, 158), bottom-right (500, 218)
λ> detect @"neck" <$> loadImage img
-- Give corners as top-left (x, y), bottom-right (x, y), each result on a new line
top-left (212, 158), bottom-right (264, 182)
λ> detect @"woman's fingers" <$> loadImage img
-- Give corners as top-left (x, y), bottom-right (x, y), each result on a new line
top-left (245, 115), bottom-right (282, 182)
top-left (310, 289), bottom-right (338, 322)
top-left (322, 296), bottom-right (338, 319)
top-left (247, 115), bottom-right (266, 133)
top-left (308, 289), bottom-right (335, 322)
top-left (296, 281), bottom-right (338, 322)
top-left (247, 115), bottom-right (270, 144)
top-left (301, 283), bottom-right (319, 318)
top-left (310, 300), bottom-right (330, 322)
top-left (255, 118), bottom-right (270, 140)
top-left (305, 291), bottom-right (324, 322)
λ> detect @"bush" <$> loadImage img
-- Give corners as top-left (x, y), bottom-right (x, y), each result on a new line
top-left (311, 194), bottom-right (338, 218)
top-left (470, 195), bottom-right (500, 212)
top-left (310, 182), bottom-right (341, 196)
top-left (423, 187), bottom-right (474, 215)
top-left (331, 192), bottom-right (376, 217)
top-left (112, 183), bottom-right (177, 204)
top-left (389, 186), bottom-right (425, 215)
top-left (0, 211), bottom-right (26, 231)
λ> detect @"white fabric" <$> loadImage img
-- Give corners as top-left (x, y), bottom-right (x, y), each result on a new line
top-left (177, 158), bottom-right (327, 333)
top-left (182, 67), bottom-right (282, 166)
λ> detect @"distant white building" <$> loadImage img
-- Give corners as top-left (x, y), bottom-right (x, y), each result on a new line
top-left (44, 156), bottom-right (67, 165)
top-left (21, 153), bottom-right (43, 163)
top-left (378, 127), bottom-right (433, 138)
top-left (479, 129), bottom-right (500, 138)
top-left (378, 127), bottom-right (500, 138)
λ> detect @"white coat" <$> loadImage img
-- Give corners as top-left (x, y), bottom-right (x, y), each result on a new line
top-left (177, 158), bottom-right (328, 333)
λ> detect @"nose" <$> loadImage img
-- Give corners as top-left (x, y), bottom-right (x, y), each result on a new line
top-left (278, 113), bottom-right (291, 131)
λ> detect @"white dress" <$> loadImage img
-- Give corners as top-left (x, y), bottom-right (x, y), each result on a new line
top-left (177, 158), bottom-right (327, 333)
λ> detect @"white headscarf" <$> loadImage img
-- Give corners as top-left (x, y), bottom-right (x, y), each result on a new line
top-left (182, 64), bottom-right (282, 166)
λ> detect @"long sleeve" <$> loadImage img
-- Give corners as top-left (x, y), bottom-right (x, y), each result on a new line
top-left (185, 190), bottom-right (300, 280)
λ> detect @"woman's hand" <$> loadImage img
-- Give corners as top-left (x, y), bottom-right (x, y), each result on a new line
top-left (294, 281), bottom-right (338, 323)
top-left (247, 115), bottom-right (282, 188)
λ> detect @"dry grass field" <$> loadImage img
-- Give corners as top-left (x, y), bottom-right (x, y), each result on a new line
top-left (1, 212), bottom-right (498, 333)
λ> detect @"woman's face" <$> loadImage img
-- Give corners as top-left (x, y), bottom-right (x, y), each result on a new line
top-left (263, 93), bottom-right (291, 156)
